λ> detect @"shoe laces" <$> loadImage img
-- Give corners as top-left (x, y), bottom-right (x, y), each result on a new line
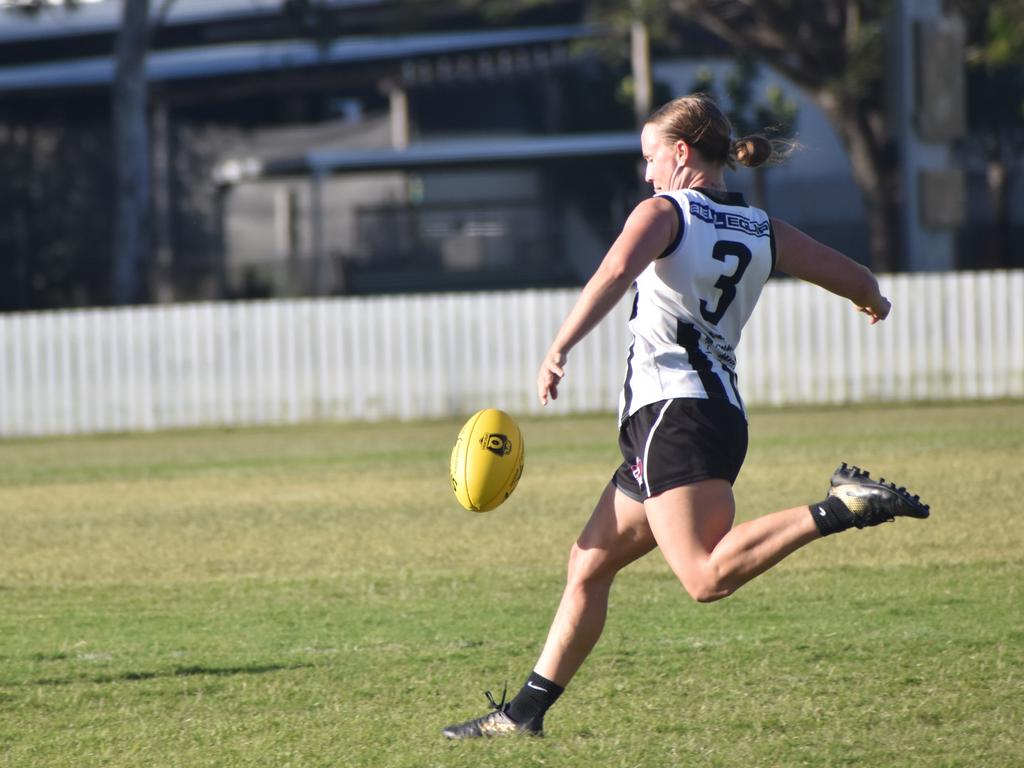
top-left (484, 684), bottom-right (509, 713)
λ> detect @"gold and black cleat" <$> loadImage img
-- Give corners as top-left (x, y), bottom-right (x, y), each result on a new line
top-left (442, 688), bottom-right (543, 740)
top-left (828, 463), bottom-right (930, 528)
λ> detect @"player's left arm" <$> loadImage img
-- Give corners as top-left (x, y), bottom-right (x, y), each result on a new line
top-left (537, 197), bottom-right (677, 405)
top-left (772, 217), bottom-right (890, 323)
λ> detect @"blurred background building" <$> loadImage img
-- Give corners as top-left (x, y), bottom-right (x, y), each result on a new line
top-left (0, 0), bottom-right (1020, 311)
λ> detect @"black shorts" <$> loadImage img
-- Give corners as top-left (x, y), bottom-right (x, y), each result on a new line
top-left (611, 397), bottom-right (748, 502)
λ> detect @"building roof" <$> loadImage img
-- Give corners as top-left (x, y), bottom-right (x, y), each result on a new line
top-left (215, 131), bottom-right (639, 183)
top-left (0, 23), bottom-right (586, 93)
top-left (0, 0), bottom-right (380, 43)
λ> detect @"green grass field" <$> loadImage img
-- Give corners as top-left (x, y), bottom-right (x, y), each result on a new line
top-left (1, 401), bottom-right (1022, 767)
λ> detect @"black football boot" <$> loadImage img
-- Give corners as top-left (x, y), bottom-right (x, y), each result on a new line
top-left (442, 689), bottom-right (543, 740)
top-left (828, 462), bottom-right (930, 527)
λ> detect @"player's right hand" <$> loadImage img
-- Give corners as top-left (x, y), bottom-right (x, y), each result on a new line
top-left (537, 350), bottom-right (567, 405)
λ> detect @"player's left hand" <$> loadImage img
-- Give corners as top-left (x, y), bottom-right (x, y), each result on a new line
top-left (856, 295), bottom-right (891, 324)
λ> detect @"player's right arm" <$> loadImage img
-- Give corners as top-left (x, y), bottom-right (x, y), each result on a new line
top-left (537, 196), bottom-right (677, 405)
top-left (771, 217), bottom-right (891, 324)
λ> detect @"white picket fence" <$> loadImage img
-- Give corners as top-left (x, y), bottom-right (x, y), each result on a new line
top-left (1, 270), bottom-right (1022, 437)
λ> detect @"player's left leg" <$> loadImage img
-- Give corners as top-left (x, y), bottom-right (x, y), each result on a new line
top-left (644, 478), bottom-right (820, 602)
top-left (442, 482), bottom-right (656, 739)
top-left (645, 465), bottom-right (931, 603)
top-left (533, 483), bottom-right (658, 686)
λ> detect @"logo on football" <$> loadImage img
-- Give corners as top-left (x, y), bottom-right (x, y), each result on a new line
top-left (450, 409), bottom-right (525, 512)
top-left (480, 433), bottom-right (512, 456)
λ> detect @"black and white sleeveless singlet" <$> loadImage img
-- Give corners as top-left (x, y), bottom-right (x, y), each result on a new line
top-left (618, 186), bottom-right (776, 424)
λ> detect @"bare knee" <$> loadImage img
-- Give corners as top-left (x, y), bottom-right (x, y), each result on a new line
top-left (566, 542), bottom-right (615, 592)
top-left (679, 566), bottom-right (734, 603)
top-left (566, 542), bottom-right (596, 586)
top-left (688, 584), bottom-right (732, 603)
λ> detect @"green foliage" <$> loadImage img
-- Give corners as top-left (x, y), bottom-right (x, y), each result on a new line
top-left (0, 401), bottom-right (1022, 766)
top-left (984, 2), bottom-right (1024, 66)
top-left (0, 122), bottom-right (115, 311)
top-left (955, 0), bottom-right (1024, 132)
top-left (952, 0), bottom-right (1024, 67)
top-left (834, 13), bottom-right (889, 102)
top-left (689, 58), bottom-right (799, 141)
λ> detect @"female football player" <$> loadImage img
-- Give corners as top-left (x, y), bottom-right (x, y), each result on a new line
top-left (443, 93), bottom-right (929, 739)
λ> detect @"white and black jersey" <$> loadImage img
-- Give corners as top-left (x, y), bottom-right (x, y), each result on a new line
top-left (618, 187), bottom-right (776, 424)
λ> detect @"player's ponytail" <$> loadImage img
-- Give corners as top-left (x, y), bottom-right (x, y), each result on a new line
top-left (730, 136), bottom-right (773, 168)
top-left (730, 134), bottom-right (798, 168)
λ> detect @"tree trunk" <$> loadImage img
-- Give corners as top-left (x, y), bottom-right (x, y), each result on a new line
top-left (986, 154), bottom-right (1011, 267)
top-left (859, 165), bottom-right (902, 274)
top-left (816, 96), bottom-right (900, 272)
top-left (630, 17), bottom-right (652, 128)
top-left (112, 0), bottom-right (152, 305)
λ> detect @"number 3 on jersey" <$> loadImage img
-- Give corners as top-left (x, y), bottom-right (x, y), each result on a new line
top-left (699, 240), bottom-right (752, 325)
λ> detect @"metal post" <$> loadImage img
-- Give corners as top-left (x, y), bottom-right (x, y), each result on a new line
top-left (310, 169), bottom-right (327, 296)
top-left (213, 183), bottom-right (229, 298)
top-left (630, 17), bottom-right (652, 128)
top-left (277, 186), bottom-right (301, 296)
top-left (151, 95), bottom-right (174, 302)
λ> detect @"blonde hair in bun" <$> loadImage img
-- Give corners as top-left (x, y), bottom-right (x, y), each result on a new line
top-left (648, 94), bottom-right (795, 169)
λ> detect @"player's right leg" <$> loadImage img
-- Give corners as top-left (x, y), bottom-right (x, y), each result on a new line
top-left (442, 482), bottom-right (656, 739)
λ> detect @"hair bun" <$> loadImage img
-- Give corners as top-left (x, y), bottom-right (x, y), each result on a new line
top-left (731, 136), bottom-right (773, 168)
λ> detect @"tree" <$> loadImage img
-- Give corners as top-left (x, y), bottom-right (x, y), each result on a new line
top-left (11, 0), bottom-right (177, 305)
top-left (453, 0), bottom-right (906, 269)
top-left (111, 0), bottom-right (178, 304)
top-left (112, 0), bottom-right (152, 305)
top-left (3, 0), bottom-right (113, 311)
top-left (660, 1), bottom-right (906, 270)
top-left (689, 56), bottom-right (800, 209)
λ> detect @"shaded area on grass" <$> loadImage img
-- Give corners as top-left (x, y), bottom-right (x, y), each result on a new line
top-left (26, 662), bottom-right (314, 688)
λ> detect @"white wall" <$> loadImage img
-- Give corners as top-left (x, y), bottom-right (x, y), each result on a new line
top-left (0, 271), bottom-right (1021, 437)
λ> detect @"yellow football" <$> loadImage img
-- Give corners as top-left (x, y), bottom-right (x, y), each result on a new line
top-left (449, 408), bottom-right (525, 512)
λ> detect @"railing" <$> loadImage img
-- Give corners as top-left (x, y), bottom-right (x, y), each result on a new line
top-left (1, 270), bottom-right (1021, 437)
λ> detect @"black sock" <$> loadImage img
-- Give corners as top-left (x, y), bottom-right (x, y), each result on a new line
top-left (810, 495), bottom-right (855, 536)
top-left (506, 671), bottom-right (564, 725)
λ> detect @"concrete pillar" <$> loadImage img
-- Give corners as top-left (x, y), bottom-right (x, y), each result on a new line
top-left (389, 85), bottom-right (410, 150)
top-left (892, 0), bottom-right (966, 272)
